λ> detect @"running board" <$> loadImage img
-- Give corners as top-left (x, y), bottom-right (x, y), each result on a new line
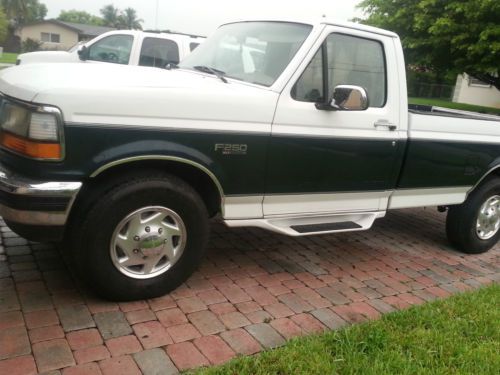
top-left (224, 211), bottom-right (385, 236)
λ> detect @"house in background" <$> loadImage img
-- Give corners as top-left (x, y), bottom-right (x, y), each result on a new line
top-left (16, 19), bottom-right (115, 51)
top-left (453, 73), bottom-right (500, 109)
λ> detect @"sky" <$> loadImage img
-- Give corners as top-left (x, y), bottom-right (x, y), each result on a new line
top-left (42, 0), bottom-right (363, 36)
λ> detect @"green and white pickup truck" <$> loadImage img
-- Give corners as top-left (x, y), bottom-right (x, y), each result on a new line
top-left (0, 19), bottom-right (499, 300)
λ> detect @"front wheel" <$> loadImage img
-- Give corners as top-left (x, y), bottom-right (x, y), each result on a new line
top-left (446, 177), bottom-right (500, 254)
top-left (71, 173), bottom-right (209, 301)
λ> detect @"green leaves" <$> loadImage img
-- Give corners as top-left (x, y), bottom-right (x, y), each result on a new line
top-left (357, 0), bottom-right (500, 89)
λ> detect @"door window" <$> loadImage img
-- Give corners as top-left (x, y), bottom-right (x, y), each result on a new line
top-left (87, 34), bottom-right (133, 64)
top-left (292, 34), bottom-right (386, 107)
top-left (139, 38), bottom-right (180, 68)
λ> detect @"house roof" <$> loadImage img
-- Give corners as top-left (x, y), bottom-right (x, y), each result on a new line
top-left (22, 19), bottom-right (115, 37)
top-left (56, 21), bottom-right (115, 37)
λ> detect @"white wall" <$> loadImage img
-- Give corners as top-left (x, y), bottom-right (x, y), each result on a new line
top-left (453, 73), bottom-right (500, 109)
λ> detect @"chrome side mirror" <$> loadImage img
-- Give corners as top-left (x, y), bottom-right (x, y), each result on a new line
top-left (330, 85), bottom-right (369, 111)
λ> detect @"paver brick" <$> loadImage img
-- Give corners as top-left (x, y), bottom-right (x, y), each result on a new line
top-left (209, 302), bottom-right (237, 315)
top-left (332, 305), bottom-right (367, 324)
top-left (74, 345), bottom-right (110, 365)
top-left (29, 325), bottom-right (65, 343)
top-left (290, 313), bottom-right (326, 333)
top-left (133, 348), bottom-right (178, 375)
top-left (166, 323), bottom-right (201, 343)
top-left (24, 309), bottom-right (59, 329)
top-left (218, 285), bottom-right (251, 304)
top-left (245, 323), bottom-right (285, 349)
top-left (0, 325), bottom-right (31, 360)
top-left (133, 321), bottom-right (173, 349)
top-left (188, 310), bottom-right (225, 335)
top-left (219, 311), bottom-right (251, 329)
top-left (0, 355), bottom-right (37, 375)
top-left (58, 305), bottom-right (95, 332)
top-left (220, 328), bottom-right (261, 355)
top-left (264, 302), bottom-right (295, 318)
top-left (197, 289), bottom-right (227, 305)
top-left (194, 335), bottom-right (235, 365)
top-left (94, 311), bottom-right (132, 340)
top-left (244, 285), bottom-right (278, 306)
top-left (105, 335), bottom-right (142, 357)
top-left (156, 308), bottom-right (187, 327)
top-left (166, 342), bottom-right (209, 370)
top-left (177, 297), bottom-right (207, 314)
top-left (270, 318), bottom-right (303, 339)
top-left (0, 310), bottom-right (24, 330)
top-left (278, 293), bottom-right (314, 313)
top-left (245, 309), bottom-right (273, 324)
top-left (66, 329), bottom-right (103, 350)
top-left (99, 355), bottom-right (141, 375)
top-left (311, 308), bottom-right (347, 330)
top-left (62, 362), bottom-right (102, 375)
top-left (316, 287), bottom-right (350, 305)
top-left (367, 298), bottom-right (397, 314)
top-left (147, 295), bottom-right (176, 312)
top-left (32, 338), bottom-right (75, 373)
top-left (125, 309), bottom-right (156, 325)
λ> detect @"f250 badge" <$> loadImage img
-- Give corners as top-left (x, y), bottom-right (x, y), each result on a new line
top-left (214, 144), bottom-right (248, 155)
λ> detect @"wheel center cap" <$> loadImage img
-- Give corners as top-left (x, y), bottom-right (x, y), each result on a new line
top-left (140, 235), bottom-right (165, 257)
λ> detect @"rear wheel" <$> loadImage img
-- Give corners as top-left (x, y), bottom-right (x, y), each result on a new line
top-left (446, 177), bottom-right (500, 254)
top-left (71, 172), bottom-right (209, 301)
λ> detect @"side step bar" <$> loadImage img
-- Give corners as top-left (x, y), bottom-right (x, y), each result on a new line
top-left (225, 211), bottom-right (385, 236)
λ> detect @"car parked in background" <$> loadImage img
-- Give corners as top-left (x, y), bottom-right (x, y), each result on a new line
top-left (16, 30), bottom-right (205, 68)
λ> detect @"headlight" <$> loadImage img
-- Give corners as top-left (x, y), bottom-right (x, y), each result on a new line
top-left (0, 98), bottom-right (63, 160)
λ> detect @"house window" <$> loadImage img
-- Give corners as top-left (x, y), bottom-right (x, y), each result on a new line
top-left (41, 32), bottom-right (61, 43)
top-left (469, 76), bottom-right (491, 88)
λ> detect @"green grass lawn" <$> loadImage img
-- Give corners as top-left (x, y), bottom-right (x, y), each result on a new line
top-left (194, 284), bottom-right (499, 375)
top-left (0, 52), bottom-right (18, 64)
top-left (409, 97), bottom-right (500, 115)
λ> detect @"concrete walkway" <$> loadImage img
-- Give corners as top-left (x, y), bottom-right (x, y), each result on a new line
top-left (0, 207), bottom-right (498, 374)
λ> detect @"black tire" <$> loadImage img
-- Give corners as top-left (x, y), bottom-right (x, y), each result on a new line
top-left (446, 177), bottom-right (500, 254)
top-left (70, 172), bottom-right (209, 301)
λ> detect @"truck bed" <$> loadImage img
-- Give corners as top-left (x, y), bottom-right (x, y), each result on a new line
top-left (409, 104), bottom-right (500, 122)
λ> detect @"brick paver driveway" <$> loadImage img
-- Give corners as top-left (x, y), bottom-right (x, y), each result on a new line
top-left (0, 207), bottom-right (499, 374)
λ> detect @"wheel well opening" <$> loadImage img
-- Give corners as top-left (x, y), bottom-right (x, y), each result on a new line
top-left (73, 160), bottom-right (222, 220)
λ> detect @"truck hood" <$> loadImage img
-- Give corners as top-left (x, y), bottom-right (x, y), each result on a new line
top-left (17, 51), bottom-right (79, 65)
top-left (0, 63), bottom-right (278, 129)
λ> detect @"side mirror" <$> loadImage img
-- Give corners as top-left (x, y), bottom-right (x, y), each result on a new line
top-left (330, 85), bottom-right (369, 111)
top-left (77, 45), bottom-right (89, 61)
top-left (316, 85), bottom-right (369, 111)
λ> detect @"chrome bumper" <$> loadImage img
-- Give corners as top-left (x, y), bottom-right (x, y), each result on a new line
top-left (0, 163), bottom-right (82, 226)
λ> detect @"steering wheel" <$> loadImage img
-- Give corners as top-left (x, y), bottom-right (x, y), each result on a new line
top-left (107, 52), bottom-right (119, 62)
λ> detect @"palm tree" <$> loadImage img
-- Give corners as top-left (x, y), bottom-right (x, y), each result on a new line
top-left (119, 7), bottom-right (143, 30)
top-left (100, 4), bottom-right (120, 28)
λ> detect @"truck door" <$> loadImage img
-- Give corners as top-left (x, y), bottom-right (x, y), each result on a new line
top-left (264, 27), bottom-right (406, 216)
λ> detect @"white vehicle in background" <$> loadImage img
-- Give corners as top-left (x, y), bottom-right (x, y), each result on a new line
top-left (16, 30), bottom-right (205, 68)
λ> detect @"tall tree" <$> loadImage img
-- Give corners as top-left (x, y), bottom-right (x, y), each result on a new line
top-left (1, 0), bottom-right (46, 26)
top-left (118, 7), bottom-right (142, 30)
top-left (0, 6), bottom-right (8, 43)
top-left (58, 9), bottom-right (104, 26)
top-left (357, 0), bottom-right (500, 89)
top-left (100, 4), bottom-right (120, 28)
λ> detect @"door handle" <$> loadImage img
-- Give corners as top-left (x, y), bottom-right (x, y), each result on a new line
top-left (374, 120), bottom-right (397, 131)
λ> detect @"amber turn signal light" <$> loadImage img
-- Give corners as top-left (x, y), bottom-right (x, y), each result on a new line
top-left (0, 132), bottom-right (62, 160)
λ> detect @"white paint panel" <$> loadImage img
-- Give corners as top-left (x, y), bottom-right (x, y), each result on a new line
top-left (388, 187), bottom-right (471, 209)
top-left (409, 112), bottom-right (500, 143)
top-left (263, 191), bottom-right (392, 216)
top-left (223, 195), bottom-right (264, 219)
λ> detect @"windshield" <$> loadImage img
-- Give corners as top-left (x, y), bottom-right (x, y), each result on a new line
top-left (179, 22), bottom-right (312, 87)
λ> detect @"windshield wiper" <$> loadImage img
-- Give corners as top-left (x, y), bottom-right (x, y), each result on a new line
top-left (193, 65), bottom-right (228, 83)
